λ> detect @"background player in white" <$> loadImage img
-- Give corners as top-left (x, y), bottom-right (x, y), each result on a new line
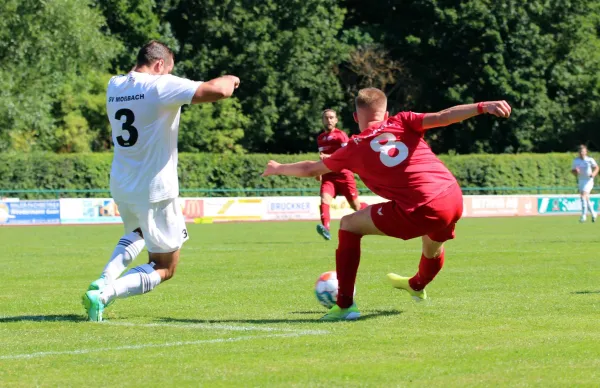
top-left (571, 144), bottom-right (599, 223)
top-left (83, 41), bottom-right (240, 321)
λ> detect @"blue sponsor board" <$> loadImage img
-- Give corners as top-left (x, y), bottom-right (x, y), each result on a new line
top-left (0, 200), bottom-right (60, 225)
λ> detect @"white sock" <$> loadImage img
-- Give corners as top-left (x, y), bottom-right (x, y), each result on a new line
top-left (101, 263), bottom-right (161, 304)
top-left (581, 198), bottom-right (587, 217)
top-left (101, 231), bottom-right (145, 282)
top-left (586, 198), bottom-right (596, 217)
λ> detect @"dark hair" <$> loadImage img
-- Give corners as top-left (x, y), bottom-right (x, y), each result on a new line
top-left (136, 40), bottom-right (174, 67)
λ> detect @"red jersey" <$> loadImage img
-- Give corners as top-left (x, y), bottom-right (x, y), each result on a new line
top-left (323, 112), bottom-right (458, 212)
top-left (317, 128), bottom-right (352, 180)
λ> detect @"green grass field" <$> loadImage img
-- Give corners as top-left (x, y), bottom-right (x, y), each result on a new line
top-left (1, 217), bottom-right (599, 387)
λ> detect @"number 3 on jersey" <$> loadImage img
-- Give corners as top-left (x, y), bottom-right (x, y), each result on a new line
top-left (115, 109), bottom-right (138, 147)
top-left (370, 133), bottom-right (408, 167)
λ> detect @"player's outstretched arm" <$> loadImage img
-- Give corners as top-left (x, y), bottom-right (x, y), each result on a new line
top-left (422, 101), bottom-right (512, 130)
top-left (262, 160), bottom-right (331, 178)
top-left (192, 75), bottom-right (240, 104)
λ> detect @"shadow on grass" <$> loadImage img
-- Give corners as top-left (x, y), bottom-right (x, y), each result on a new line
top-left (159, 309), bottom-right (401, 325)
top-left (0, 314), bottom-right (84, 323)
top-left (223, 241), bottom-right (319, 245)
top-left (572, 290), bottom-right (600, 295)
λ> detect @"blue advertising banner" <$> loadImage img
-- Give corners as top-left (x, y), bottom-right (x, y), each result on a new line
top-left (0, 200), bottom-right (60, 225)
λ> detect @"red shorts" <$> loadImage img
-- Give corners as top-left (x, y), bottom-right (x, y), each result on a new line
top-left (371, 183), bottom-right (463, 242)
top-left (320, 172), bottom-right (359, 203)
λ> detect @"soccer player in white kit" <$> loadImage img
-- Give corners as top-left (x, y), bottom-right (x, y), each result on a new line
top-left (571, 144), bottom-right (599, 223)
top-left (82, 41), bottom-right (240, 321)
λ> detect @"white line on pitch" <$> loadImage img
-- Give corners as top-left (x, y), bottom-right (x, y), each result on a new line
top-left (0, 332), bottom-right (319, 360)
top-left (106, 321), bottom-right (329, 335)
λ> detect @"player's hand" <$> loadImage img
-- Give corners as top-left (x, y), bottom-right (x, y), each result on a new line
top-left (262, 160), bottom-right (280, 177)
top-left (224, 75), bottom-right (240, 89)
top-left (483, 101), bottom-right (512, 118)
top-left (315, 175), bottom-right (322, 182)
top-left (319, 153), bottom-right (330, 160)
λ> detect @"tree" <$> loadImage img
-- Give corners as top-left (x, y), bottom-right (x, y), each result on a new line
top-left (0, 0), bottom-right (119, 152)
top-left (343, 0), bottom-right (600, 153)
top-left (93, 0), bottom-right (178, 72)
top-left (164, 0), bottom-right (354, 153)
top-left (179, 98), bottom-right (249, 154)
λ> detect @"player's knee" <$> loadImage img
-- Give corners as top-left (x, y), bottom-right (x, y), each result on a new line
top-left (339, 214), bottom-right (350, 230)
top-left (162, 267), bottom-right (176, 281)
top-left (422, 236), bottom-right (444, 258)
top-left (155, 263), bottom-right (177, 281)
top-left (340, 213), bottom-right (358, 232)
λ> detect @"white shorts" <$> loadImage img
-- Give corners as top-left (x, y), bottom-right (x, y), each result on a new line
top-left (578, 179), bottom-right (594, 194)
top-left (116, 198), bottom-right (189, 253)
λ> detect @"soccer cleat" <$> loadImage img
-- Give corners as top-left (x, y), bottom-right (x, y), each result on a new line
top-left (88, 276), bottom-right (114, 307)
top-left (387, 273), bottom-right (428, 302)
top-left (316, 224), bottom-right (331, 241)
top-left (593, 216), bottom-right (597, 223)
top-left (88, 276), bottom-right (108, 291)
top-left (82, 290), bottom-right (105, 322)
top-left (320, 303), bottom-right (360, 321)
top-left (580, 216), bottom-right (587, 223)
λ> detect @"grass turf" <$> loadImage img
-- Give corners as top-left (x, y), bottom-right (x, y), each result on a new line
top-left (0, 216), bottom-right (599, 387)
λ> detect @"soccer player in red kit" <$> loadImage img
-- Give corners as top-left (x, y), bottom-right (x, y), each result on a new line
top-left (316, 109), bottom-right (367, 241)
top-left (263, 88), bottom-right (511, 321)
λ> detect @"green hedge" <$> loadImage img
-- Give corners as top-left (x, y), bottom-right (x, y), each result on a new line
top-left (0, 152), bottom-right (581, 198)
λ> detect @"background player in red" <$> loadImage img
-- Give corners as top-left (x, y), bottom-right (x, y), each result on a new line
top-left (263, 88), bottom-right (511, 321)
top-left (316, 109), bottom-right (367, 240)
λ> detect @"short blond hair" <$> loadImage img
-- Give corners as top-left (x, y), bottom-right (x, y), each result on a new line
top-left (355, 88), bottom-right (387, 110)
top-left (322, 109), bottom-right (337, 118)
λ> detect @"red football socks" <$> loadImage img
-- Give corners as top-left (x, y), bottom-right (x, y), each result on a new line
top-left (320, 203), bottom-right (331, 230)
top-left (360, 202), bottom-right (368, 210)
top-left (336, 229), bottom-right (363, 308)
top-left (409, 250), bottom-right (445, 291)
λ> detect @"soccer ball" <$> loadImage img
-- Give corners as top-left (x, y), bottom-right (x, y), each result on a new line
top-left (314, 271), bottom-right (355, 309)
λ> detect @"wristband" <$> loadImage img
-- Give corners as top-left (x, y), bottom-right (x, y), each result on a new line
top-left (477, 102), bottom-right (485, 114)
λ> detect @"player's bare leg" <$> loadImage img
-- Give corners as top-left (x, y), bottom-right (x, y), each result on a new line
top-left (317, 192), bottom-right (333, 240)
top-left (102, 250), bottom-right (179, 302)
top-left (387, 235), bottom-right (445, 302)
top-left (88, 228), bottom-right (146, 293)
top-left (321, 206), bottom-right (384, 321)
top-left (349, 197), bottom-right (368, 212)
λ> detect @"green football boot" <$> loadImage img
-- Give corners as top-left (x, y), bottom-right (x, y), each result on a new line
top-left (316, 224), bottom-right (331, 241)
top-left (82, 290), bottom-right (105, 322)
top-left (387, 273), bottom-right (428, 302)
top-left (320, 303), bottom-right (360, 321)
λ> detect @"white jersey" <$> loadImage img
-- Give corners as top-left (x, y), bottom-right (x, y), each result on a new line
top-left (106, 72), bottom-right (201, 203)
top-left (572, 156), bottom-right (598, 182)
